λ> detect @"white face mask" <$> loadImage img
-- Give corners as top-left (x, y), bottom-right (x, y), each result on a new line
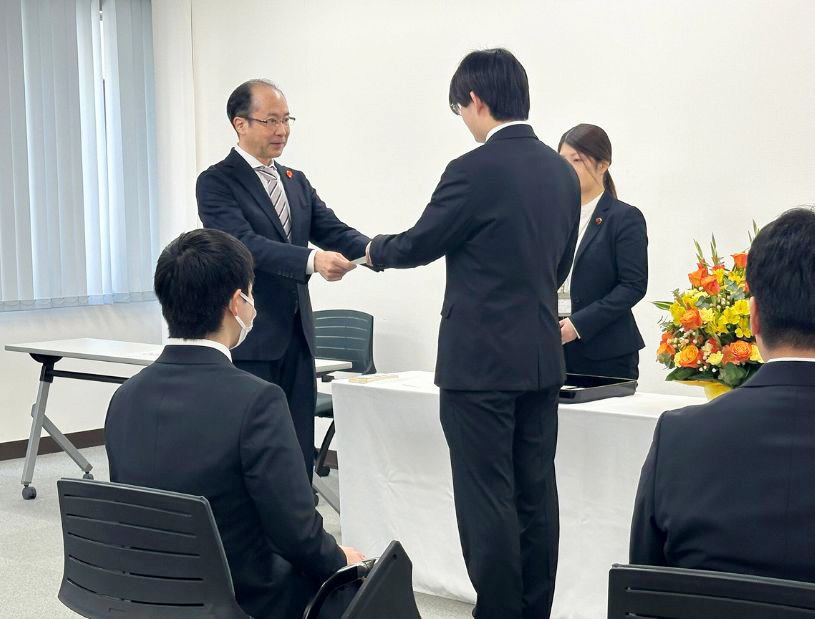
top-left (232, 291), bottom-right (256, 349)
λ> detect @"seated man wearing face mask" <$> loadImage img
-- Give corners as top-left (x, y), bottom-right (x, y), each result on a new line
top-left (104, 228), bottom-right (364, 619)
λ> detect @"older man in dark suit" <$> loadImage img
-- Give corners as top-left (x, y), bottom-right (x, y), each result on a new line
top-left (367, 49), bottom-right (581, 619)
top-left (196, 80), bottom-right (370, 481)
top-left (631, 207), bottom-right (815, 582)
top-left (105, 229), bottom-right (364, 619)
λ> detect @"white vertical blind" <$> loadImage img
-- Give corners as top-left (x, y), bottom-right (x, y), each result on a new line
top-left (0, 0), bottom-right (158, 311)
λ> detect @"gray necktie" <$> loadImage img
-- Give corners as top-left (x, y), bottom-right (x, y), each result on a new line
top-left (256, 165), bottom-right (292, 240)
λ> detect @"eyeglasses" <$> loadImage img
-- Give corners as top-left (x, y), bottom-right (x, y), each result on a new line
top-left (242, 116), bottom-right (296, 128)
top-left (450, 102), bottom-right (462, 116)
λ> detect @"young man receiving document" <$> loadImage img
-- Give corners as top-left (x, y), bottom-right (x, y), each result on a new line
top-left (366, 49), bottom-right (581, 619)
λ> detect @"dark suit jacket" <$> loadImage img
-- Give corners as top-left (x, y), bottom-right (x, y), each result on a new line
top-left (566, 191), bottom-right (647, 359)
top-left (369, 124), bottom-right (581, 391)
top-left (196, 149), bottom-right (370, 361)
top-left (105, 345), bottom-right (346, 619)
top-left (630, 360), bottom-right (815, 582)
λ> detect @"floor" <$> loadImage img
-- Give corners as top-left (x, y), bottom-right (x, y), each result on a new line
top-left (0, 446), bottom-right (474, 618)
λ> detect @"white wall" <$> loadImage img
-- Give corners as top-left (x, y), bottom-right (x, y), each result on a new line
top-left (188, 0), bottom-right (815, 396)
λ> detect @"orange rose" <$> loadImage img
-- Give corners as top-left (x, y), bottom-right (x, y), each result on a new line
top-left (657, 333), bottom-right (676, 358)
top-left (688, 263), bottom-right (709, 288)
top-left (701, 274), bottom-right (720, 295)
top-left (732, 252), bottom-right (748, 269)
top-left (677, 344), bottom-right (702, 368)
top-left (680, 308), bottom-right (703, 331)
top-left (722, 340), bottom-right (752, 365)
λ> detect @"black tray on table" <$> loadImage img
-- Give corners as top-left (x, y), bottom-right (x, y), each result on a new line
top-left (558, 373), bottom-right (638, 404)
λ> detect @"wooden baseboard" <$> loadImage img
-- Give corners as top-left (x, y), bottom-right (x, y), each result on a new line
top-left (0, 428), bottom-right (104, 462)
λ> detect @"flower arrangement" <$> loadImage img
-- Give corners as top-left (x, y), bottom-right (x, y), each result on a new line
top-left (654, 227), bottom-right (763, 390)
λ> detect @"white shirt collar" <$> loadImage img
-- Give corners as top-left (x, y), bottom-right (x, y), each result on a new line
top-left (234, 144), bottom-right (274, 170)
top-left (766, 357), bottom-right (815, 363)
top-left (486, 120), bottom-right (531, 142)
top-left (581, 192), bottom-right (603, 215)
top-left (165, 338), bottom-right (232, 362)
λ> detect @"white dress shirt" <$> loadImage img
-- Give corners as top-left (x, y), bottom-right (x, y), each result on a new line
top-left (234, 145), bottom-right (317, 275)
top-left (485, 120), bottom-right (531, 142)
top-left (561, 192), bottom-right (602, 295)
top-left (165, 338), bottom-right (232, 361)
top-left (766, 357), bottom-right (815, 363)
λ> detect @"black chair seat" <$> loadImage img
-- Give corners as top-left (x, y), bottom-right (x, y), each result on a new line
top-left (313, 310), bottom-right (376, 483)
top-left (316, 392), bottom-right (333, 417)
top-left (609, 564), bottom-right (815, 618)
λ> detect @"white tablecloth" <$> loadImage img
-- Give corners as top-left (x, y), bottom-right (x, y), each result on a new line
top-left (333, 371), bottom-right (704, 618)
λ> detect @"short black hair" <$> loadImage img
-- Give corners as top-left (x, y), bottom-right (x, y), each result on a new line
top-left (154, 229), bottom-right (255, 339)
top-left (226, 79), bottom-right (281, 130)
top-left (746, 207), bottom-right (815, 349)
top-left (448, 48), bottom-right (529, 121)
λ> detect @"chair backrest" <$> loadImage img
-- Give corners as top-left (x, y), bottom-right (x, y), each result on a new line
top-left (314, 310), bottom-right (376, 375)
top-left (341, 541), bottom-right (421, 619)
top-left (609, 564), bottom-right (815, 618)
top-left (57, 478), bottom-right (249, 618)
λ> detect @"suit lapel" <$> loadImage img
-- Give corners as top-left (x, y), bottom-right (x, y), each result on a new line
top-left (573, 192), bottom-right (613, 268)
top-left (225, 149), bottom-right (290, 243)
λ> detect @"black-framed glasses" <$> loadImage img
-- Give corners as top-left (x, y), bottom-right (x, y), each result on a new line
top-left (243, 116), bottom-right (296, 127)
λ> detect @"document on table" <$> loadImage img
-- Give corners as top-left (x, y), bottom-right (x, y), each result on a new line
top-left (349, 373), bottom-right (399, 384)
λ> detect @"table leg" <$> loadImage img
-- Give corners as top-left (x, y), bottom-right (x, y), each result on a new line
top-left (20, 379), bottom-right (51, 499)
top-left (41, 415), bottom-right (92, 475)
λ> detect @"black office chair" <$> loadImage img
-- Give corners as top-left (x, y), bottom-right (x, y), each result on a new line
top-left (303, 540), bottom-right (422, 619)
top-left (57, 478), bottom-right (250, 618)
top-left (608, 564), bottom-right (815, 618)
top-left (313, 310), bottom-right (376, 478)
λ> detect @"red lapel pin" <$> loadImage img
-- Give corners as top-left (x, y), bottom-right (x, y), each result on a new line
top-left (286, 169), bottom-right (293, 179)
top-left (595, 217), bottom-right (603, 225)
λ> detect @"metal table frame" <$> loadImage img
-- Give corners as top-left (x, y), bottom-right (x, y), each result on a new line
top-left (6, 339), bottom-right (351, 500)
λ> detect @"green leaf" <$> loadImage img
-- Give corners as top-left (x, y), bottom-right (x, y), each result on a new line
top-left (653, 301), bottom-right (673, 310)
top-left (666, 367), bottom-right (699, 381)
top-left (720, 363), bottom-right (748, 387)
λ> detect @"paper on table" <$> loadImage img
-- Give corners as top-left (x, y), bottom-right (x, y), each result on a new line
top-left (349, 373), bottom-right (399, 384)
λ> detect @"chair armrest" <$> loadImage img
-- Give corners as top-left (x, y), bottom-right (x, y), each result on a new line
top-left (302, 559), bottom-right (377, 619)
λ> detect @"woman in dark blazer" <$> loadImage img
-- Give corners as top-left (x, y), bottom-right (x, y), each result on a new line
top-left (557, 124), bottom-right (648, 379)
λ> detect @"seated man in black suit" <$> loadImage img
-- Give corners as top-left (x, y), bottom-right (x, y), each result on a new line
top-left (630, 207), bottom-right (815, 582)
top-left (105, 228), bottom-right (364, 619)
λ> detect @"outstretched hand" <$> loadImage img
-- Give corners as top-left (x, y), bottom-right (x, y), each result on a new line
top-left (315, 251), bottom-right (356, 282)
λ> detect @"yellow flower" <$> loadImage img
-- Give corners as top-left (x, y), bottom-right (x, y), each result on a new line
top-left (733, 299), bottom-right (750, 316)
top-left (721, 306), bottom-right (740, 326)
top-left (700, 308), bottom-right (716, 324)
top-left (682, 290), bottom-right (706, 307)
top-left (670, 303), bottom-right (684, 324)
top-left (707, 351), bottom-right (724, 366)
top-left (714, 268), bottom-right (725, 284)
top-left (735, 317), bottom-right (752, 339)
top-left (750, 344), bottom-right (763, 362)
